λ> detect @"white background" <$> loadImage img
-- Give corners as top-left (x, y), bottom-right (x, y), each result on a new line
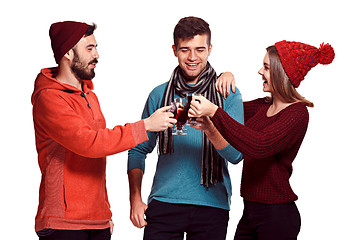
top-left (1, 0), bottom-right (359, 239)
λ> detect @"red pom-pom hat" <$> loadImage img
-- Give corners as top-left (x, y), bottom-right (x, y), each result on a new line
top-left (274, 40), bottom-right (335, 88)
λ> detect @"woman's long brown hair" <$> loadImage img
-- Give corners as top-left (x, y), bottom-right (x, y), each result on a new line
top-left (266, 46), bottom-right (314, 107)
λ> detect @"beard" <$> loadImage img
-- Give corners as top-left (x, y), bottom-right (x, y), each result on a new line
top-left (71, 50), bottom-right (97, 80)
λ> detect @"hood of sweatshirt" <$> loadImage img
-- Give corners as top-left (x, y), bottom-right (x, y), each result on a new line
top-left (31, 67), bottom-right (94, 105)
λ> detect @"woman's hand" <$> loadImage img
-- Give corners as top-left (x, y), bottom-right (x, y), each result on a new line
top-left (190, 116), bottom-right (212, 131)
top-left (216, 72), bottom-right (236, 99)
top-left (190, 116), bottom-right (229, 150)
top-left (189, 95), bottom-right (219, 118)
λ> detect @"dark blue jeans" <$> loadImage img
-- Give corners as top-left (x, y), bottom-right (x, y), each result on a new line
top-left (37, 228), bottom-right (111, 240)
top-left (234, 201), bottom-right (301, 240)
top-left (144, 199), bottom-right (229, 240)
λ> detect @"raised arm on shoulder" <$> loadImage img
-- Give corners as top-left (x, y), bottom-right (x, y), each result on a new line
top-left (216, 72), bottom-right (236, 99)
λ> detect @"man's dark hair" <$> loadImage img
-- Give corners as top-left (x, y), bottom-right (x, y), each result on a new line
top-left (72, 23), bottom-right (97, 52)
top-left (85, 23), bottom-right (97, 36)
top-left (173, 16), bottom-right (211, 48)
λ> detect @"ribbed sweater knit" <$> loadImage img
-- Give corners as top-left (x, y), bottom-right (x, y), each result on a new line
top-left (211, 98), bottom-right (309, 204)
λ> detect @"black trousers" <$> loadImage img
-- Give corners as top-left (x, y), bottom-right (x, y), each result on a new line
top-left (38, 228), bottom-right (111, 240)
top-left (234, 201), bottom-right (301, 240)
top-left (144, 199), bottom-right (229, 240)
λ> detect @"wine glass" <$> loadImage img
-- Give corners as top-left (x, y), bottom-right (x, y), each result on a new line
top-left (171, 97), bottom-right (190, 135)
top-left (186, 93), bottom-right (201, 126)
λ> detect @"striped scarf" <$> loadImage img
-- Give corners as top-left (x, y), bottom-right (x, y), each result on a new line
top-left (159, 62), bottom-right (224, 187)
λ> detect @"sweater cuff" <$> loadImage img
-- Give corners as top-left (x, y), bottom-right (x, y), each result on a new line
top-left (130, 120), bottom-right (149, 145)
top-left (217, 144), bottom-right (243, 164)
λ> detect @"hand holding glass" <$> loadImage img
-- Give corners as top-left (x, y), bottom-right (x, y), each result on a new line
top-left (189, 95), bottom-right (219, 118)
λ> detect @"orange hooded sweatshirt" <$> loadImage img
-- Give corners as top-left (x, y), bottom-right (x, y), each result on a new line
top-left (31, 68), bottom-right (148, 232)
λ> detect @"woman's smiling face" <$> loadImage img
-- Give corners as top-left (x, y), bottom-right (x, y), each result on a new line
top-left (258, 51), bottom-right (272, 93)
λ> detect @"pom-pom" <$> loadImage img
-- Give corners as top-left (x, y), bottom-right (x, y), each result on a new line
top-left (318, 43), bottom-right (335, 65)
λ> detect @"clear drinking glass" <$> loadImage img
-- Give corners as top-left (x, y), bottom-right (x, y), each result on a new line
top-left (171, 97), bottom-right (190, 135)
top-left (186, 93), bottom-right (201, 126)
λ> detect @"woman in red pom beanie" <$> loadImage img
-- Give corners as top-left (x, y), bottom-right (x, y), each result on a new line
top-left (189, 41), bottom-right (334, 239)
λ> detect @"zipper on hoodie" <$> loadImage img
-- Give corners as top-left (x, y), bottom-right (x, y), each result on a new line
top-left (81, 92), bottom-right (95, 119)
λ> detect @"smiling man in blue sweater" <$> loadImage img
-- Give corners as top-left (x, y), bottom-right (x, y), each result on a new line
top-left (127, 16), bottom-right (244, 240)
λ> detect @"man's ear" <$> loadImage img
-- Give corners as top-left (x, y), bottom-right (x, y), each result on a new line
top-left (172, 45), bottom-right (177, 57)
top-left (208, 44), bottom-right (213, 56)
top-left (64, 48), bottom-right (74, 61)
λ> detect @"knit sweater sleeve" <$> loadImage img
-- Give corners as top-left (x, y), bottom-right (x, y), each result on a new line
top-left (216, 87), bottom-right (244, 164)
top-left (33, 90), bottom-right (148, 158)
top-left (211, 103), bottom-right (309, 159)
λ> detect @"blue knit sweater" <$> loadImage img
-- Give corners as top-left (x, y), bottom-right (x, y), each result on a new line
top-left (128, 82), bottom-right (244, 210)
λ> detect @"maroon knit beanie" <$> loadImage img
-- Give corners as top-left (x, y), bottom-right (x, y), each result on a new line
top-left (49, 21), bottom-right (91, 64)
top-left (274, 40), bottom-right (335, 88)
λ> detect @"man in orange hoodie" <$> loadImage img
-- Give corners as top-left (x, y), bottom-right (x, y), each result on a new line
top-left (31, 21), bottom-right (176, 240)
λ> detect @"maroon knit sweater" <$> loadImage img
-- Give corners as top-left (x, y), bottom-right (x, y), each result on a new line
top-left (211, 98), bottom-right (309, 204)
